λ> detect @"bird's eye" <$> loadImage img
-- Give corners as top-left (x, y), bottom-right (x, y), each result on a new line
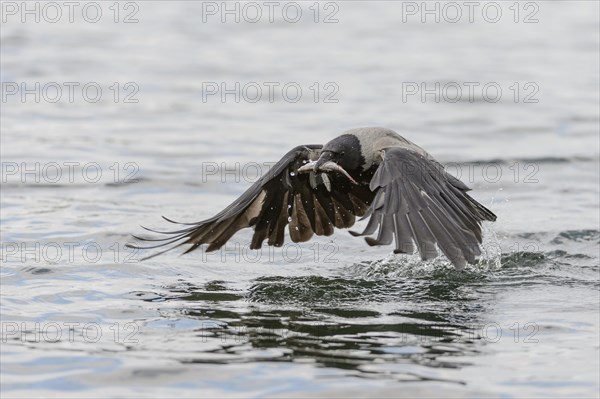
top-left (340, 151), bottom-right (345, 156)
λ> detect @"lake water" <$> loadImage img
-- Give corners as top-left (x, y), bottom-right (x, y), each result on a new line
top-left (1, 1), bottom-right (599, 397)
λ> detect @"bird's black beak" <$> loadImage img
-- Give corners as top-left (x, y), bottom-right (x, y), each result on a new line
top-left (313, 151), bottom-right (335, 173)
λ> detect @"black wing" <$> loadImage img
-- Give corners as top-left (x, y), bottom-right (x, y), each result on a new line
top-left (350, 147), bottom-right (497, 268)
top-left (131, 145), bottom-right (375, 259)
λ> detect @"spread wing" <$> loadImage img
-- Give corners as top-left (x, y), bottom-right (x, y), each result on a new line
top-left (130, 145), bottom-right (375, 259)
top-left (350, 147), bottom-right (497, 268)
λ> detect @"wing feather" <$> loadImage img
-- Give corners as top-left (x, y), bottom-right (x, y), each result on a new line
top-left (129, 144), bottom-right (375, 259)
top-left (361, 147), bottom-right (496, 267)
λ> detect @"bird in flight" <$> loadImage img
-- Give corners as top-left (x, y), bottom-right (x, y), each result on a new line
top-left (130, 127), bottom-right (496, 269)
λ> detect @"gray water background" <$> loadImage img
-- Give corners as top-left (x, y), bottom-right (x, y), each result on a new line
top-left (1, 1), bottom-right (599, 397)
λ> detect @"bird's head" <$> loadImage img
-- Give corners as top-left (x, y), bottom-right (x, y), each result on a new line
top-left (317, 134), bottom-right (363, 172)
top-left (298, 134), bottom-right (363, 184)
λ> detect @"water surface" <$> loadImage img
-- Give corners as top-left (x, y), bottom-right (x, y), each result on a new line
top-left (1, 1), bottom-right (599, 397)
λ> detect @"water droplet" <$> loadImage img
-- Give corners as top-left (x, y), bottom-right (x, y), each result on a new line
top-left (287, 216), bottom-right (292, 222)
top-left (288, 204), bottom-right (292, 209)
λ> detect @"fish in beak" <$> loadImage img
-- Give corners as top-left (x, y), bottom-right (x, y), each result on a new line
top-left (297, 158), bottom-right (358, 185)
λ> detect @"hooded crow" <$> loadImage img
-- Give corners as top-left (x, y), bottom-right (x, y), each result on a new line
top-left (130, 127), bottom-right (497, 269)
